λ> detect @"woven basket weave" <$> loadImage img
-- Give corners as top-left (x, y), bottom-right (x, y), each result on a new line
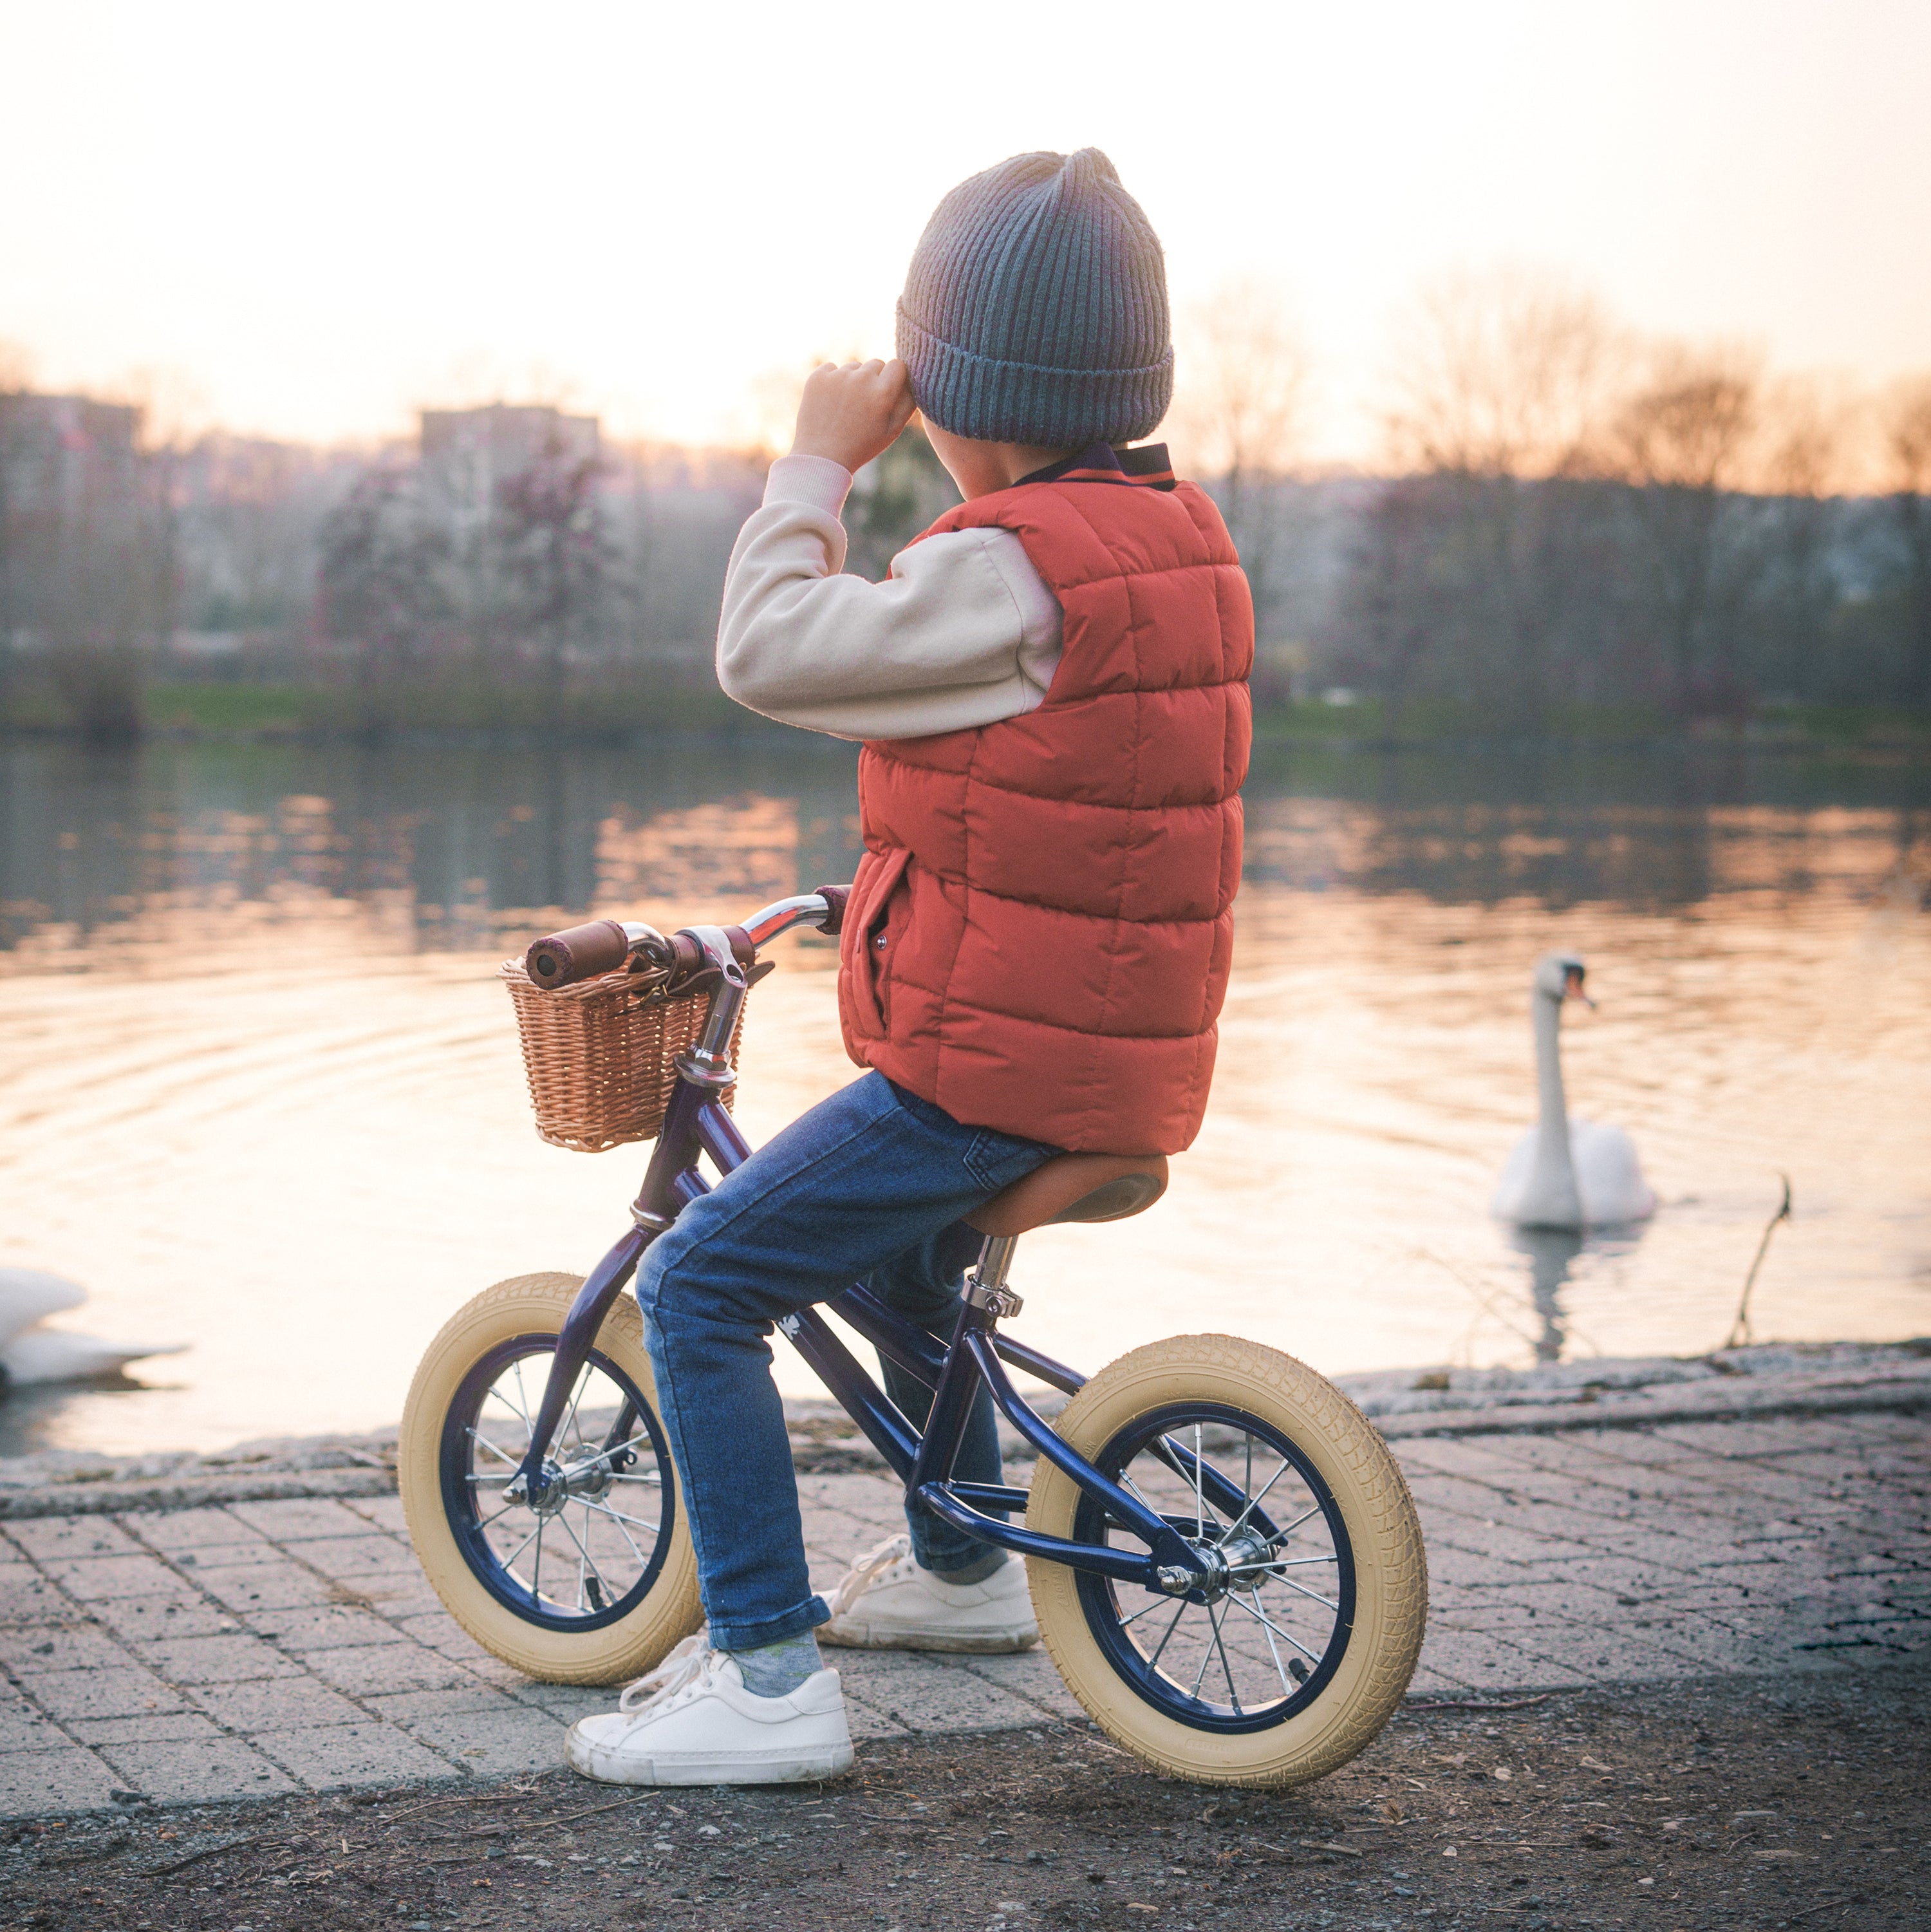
top-left (499, 958), bottom-right (744, 1152)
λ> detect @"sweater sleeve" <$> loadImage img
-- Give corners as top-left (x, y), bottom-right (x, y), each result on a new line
top-left (714, 455), bottom-right (1063, 742)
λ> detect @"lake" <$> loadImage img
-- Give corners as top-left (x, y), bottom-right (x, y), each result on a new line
top-left (1, 734), bottom-right (1926, 1458)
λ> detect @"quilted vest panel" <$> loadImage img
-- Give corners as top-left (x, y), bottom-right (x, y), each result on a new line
top-left (835, 467), bottom-right (1252, 1156)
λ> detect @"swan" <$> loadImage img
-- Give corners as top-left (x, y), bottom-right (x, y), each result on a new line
top-left (1491, 951), bottom-right (1656, 1230)
top-left (0, 1268), bottom-right (185, 1386)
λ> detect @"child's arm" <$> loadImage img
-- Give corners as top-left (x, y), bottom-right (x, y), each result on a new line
top-left (715, 361), bottom-right (1061, 742)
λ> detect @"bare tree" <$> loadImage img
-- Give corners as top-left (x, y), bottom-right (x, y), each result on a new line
top-left (1170, 277), bottom-right (1310, 633)
top-left (1744, 375), bottom-right (1852, 702)
top-left (1379, 266), bottom-right (1625, 724)
top-left (492, 422), bottom-right (610, 728)
top-left (318, 460), bottom-right (447, 738)
top-left (1605, 340), bottom-right (1763, 711)
top-left (1880, 374), bottom-right (1931, 708)
top-left (1385, 265), bottom-right (1623, 480)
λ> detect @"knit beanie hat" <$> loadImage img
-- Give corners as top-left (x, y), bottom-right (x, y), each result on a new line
top-left (896, 148), bottom-right (1173, 449)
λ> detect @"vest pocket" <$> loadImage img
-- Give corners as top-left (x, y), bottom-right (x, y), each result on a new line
top-left (848, 844), bottom-right (911, 1040)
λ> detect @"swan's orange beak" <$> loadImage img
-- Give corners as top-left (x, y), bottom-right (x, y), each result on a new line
top-left (1563, 965), bottom-right (1596, 1008)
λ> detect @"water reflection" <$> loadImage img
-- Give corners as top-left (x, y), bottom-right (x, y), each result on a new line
top-left (0, 738), bottom-right (1926, 1455)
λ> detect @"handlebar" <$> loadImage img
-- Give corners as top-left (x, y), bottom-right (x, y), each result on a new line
top-left (523, 886), bottom-right (852, 991)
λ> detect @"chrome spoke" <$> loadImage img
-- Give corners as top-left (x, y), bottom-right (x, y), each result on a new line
top-left (1209, 1601), bottom-right (1241, 1712)
top-left (558, 1363), bottom-right (593, 1459)
top-left (467, 1427), bottom-right (520, 1467)
top-left (1115, 1595), bottom-right (1171, 1629)
top-left (554, 1508), bottom-right (606, 1613)
top-left (1193, 1425), bottom-right (1205, 1541)
top-left (1256, 1553), bottom-right (1339, 1570)
top-left (512, 1359), bottom-right (533, 1432)
top-left (584, 1498), bottom-right (651, 1570)
top-left (1219, 1455), bottom-right (1294, 1544)
top-left (1146, 1600), bottom-right (1189, 1671)
top-left (1246, 1588), bottom-right (1295, 1700)
top-left (1189, 1616), bottom-right (1217, 1699)
top-left (498, 1522), bottom-right (542, 1574)
top-left (1261, 1572), bottom-right (1341, 1613)
top-left (579, 1497), bottom-right (660, 1535)
top-left (1225, 1590), bottom-right (1325, 1663)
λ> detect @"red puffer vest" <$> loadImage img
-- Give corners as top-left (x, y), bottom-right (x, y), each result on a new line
top-left (835, 445), bottom-right (1253, 1156)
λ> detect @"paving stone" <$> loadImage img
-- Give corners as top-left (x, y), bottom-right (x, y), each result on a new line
top-left (0, 1747), bottom-right (120, 1816)
top-left (837, 1651), bottom-right (1051, 1734)
top-left (843, 1698), bottom-right (911, 1740)
top-left (68, 1712), bottom-right (226, 1746)
top-left (253, 1721), bottom-right (456, 1790)
top-left (2, 1518), bottom-right (140, 1562)
top-left (129, 1633), bottom-right (301, 1685)
top-left (188, 1559), bottom-right (341, 1613)
top-left (394, 1609), bottom-right (495, 1662)
top-left (510, 1682), bottom-right (613, 1721)
top-left (243, 1603), bottom-right (410, 1652)
top-left (187, 1676), bottom-right (368, 1730)
top-left (0, 1626), bottom-right (133, 1673)
top-left (0, 1696), bottom-right (69, 1752)
top-left (0, 1564), bottom-right (55, 1609)
top-left (386, 1703), bottom-right (566, 1774)
top-left (37, 1553), bottom-right (181, 1602)
top-left (16, 1665), bottom-right (186, 1722)
top-left (952, 1651), bottom-right (1085, 1721)
top-left (342, 1495), bottom-right (411, 1536)
top-left (86, 1593), bottom-right (238, 1642)
top-left (277, 1533), bottom-right (422, 1582)
top-left (302, 1643), bottom-right (474, 1696)
top-left (121, 1506), bottom-right (268, 1553)
top-left (92, 1735), bottom-right (298, 1803)
top-left (227, 1497), bottom-right (378, 1540)
top-left (364, 1686), bottom-right (525, 1723)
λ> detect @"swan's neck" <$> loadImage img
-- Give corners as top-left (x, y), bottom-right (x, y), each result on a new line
top-left (1524, 991), bottom-right (1582, 1224)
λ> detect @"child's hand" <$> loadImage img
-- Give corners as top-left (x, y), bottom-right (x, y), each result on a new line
top-left (789, 359), bottom-right (917, 473)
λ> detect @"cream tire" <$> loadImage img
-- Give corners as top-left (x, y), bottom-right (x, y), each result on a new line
top-left (398, 1272), bottom-right (702, 1685)
top-left (1025, 1334), bottom-right (1427, 1788)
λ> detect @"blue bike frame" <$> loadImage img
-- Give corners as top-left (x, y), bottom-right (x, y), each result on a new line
top-left (510, 904), bottom-right (1229, 1599)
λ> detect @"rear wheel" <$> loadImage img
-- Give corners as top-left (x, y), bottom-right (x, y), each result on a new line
top-left (1025, 1334), bottom-right (1426, 1787)
top-left (398, 1273), bottom-right (702, 1684)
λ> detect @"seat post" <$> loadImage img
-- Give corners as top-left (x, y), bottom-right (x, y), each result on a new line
top-left (964, 1233), bottom-right (1021, 1320)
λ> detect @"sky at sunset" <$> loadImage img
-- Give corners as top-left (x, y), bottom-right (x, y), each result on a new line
top-left (3, 0), bottom-right (1928, 460)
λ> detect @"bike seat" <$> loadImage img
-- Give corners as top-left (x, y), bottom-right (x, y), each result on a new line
top-left (967, 1153), bottom-right (1170, 1238)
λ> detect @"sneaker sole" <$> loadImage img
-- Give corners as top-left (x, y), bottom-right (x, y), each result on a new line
top-left (566, 1737), bottom-right (855, 1787)
top-left (818, 1620), bottom-right (1041, 1655)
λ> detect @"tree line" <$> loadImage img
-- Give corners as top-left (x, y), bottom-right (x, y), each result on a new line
top-left (1176, 269), bottom-right (1931, 728)
top-left (4, 267), bottom-right (1930, 742)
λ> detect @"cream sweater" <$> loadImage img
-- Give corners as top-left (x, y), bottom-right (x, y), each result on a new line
top-left (714, 455), bottom-right (1063, 741)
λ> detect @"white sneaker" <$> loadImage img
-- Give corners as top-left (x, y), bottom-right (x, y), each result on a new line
top-left (819, 1532), bottom-right (1039, 1654)
top-left (564, 1633), bottom-right (854, 1786)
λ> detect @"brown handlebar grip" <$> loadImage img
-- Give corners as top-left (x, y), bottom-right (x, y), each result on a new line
top-left (814, 883), bottom-right (853, 936)
top-left (525, 919), bottom-right (631, 990)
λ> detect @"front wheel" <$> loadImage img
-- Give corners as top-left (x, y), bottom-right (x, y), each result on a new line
top-left (398, 1273), bottom-right (703, 1684)
top-left (1025, 1334), bottom-right (1426, 1787)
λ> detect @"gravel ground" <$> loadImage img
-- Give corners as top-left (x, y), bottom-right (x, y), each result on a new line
top-left (0, 1663), bottom-right (1920, 1932)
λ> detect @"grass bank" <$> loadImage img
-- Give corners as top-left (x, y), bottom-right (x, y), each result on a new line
top-left (4, 678), bottom-right (1927, 756)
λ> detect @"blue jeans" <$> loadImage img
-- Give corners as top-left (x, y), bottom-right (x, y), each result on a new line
top-left (633, 1072), bottom-right (1055, 1653)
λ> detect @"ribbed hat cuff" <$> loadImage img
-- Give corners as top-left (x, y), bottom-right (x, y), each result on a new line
top-left (897, 306), bottom-right (1174, 449)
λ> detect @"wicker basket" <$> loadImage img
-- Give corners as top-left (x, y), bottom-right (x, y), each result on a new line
top-left (499, 957), bottom-right (745, 1152)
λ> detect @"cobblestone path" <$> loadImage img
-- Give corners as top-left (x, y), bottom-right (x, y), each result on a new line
top-left (0, 1409), bottom-right (1921, 1814)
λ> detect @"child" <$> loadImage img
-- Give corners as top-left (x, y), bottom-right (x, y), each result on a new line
top-left (567, 147), bottom-right (1252, 1785)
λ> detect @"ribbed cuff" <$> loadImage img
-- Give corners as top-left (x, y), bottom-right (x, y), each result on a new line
top-left (763, 455), bottom-right (853, 518)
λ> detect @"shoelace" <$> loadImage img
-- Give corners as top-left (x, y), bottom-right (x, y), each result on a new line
top-left (826, 1532), bottom-right (913, 1618)
top-left (617, 1631), bottom-right (720, 1715)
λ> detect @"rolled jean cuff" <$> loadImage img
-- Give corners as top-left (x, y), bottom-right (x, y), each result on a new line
top-left (707, 1593), bottom-right (830, 1656)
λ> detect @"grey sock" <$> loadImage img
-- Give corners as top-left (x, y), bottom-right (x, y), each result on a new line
top-left (926, 1548), bottom-right (1007, 1588)
top-left (729, 1630), bottom-right (824, 1699)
